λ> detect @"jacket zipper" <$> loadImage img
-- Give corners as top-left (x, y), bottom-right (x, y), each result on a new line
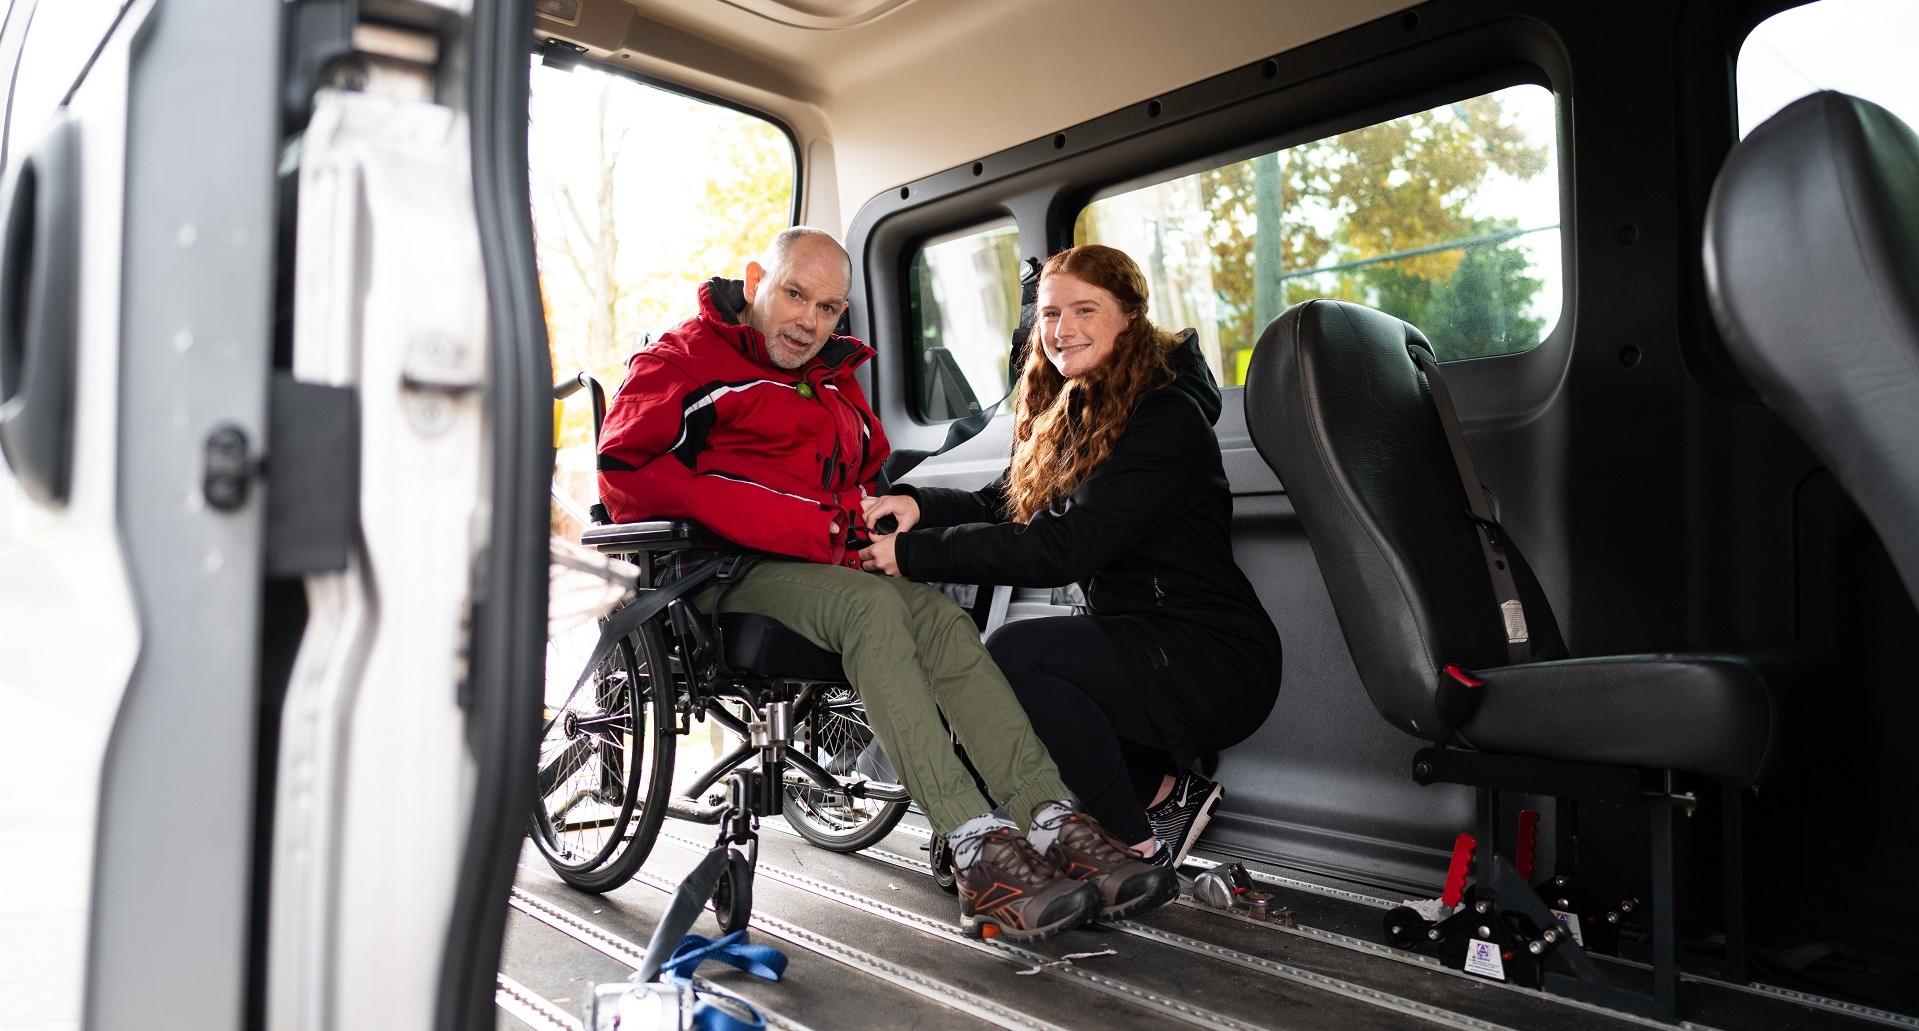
top-left (1153, 577), bottom-right (1165, 607)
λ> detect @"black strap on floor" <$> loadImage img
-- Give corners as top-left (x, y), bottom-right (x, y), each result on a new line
top-left (636, 844), bottom-right (732, 983)
top-left (1409, 345), bottom-right (1531, 670)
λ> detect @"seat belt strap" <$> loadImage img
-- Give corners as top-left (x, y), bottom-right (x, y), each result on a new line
top-left (874, 390), bottom-right (1007, 491)
top-left (543, 558), bottom-right (726, 732)
top-left (1409, 346), bottom-right (1531, 668)
top-left (876, 256), bottom-right (1041, 492)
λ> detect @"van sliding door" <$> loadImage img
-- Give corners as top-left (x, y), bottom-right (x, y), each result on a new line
top-left (264, 1), bottom-right (547, 1029)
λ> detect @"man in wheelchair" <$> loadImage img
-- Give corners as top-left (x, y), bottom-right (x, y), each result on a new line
top-left (596, 227), bottom-right (1176, 941)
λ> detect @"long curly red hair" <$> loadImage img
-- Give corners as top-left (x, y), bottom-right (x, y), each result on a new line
top-left (1004, 245), bottom-right (1179, 523)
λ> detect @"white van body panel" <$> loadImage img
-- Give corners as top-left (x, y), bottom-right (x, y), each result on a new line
top-left (266, 86), bottom-right (487, 1031)
top-left (0, 4), bottom-right (149, 1029)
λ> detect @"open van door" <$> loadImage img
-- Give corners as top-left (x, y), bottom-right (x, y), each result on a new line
top-left (0, 0), bottom-right (546, 1027)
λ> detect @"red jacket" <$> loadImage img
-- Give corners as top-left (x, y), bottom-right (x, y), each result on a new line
top-left (597, 279), bottom-right (889, 567)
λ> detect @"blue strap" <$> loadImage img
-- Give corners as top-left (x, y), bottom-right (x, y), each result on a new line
top-left (657, 931), bottom-right (788, 1031)
top-left (662, 930), bottom-right (787, 983)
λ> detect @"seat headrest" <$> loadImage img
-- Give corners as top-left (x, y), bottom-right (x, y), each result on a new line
top-left (1704, 91), bottom-right (1919, 602)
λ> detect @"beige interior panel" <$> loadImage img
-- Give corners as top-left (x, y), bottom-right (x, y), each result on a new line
top-left (538, 0), bottom-right (1415, 232)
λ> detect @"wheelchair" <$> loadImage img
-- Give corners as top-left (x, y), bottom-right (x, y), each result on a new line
top-left (531, 373), bottom-right (912, 920)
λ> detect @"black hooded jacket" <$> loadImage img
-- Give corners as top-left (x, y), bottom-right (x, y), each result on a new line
top-left (892, 331), bottom-right (1282, 762)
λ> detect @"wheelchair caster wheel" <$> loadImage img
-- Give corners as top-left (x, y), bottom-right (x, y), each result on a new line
top-left (929, 830), bottom-right (958, 895)
top-left (712, 851), bottom-right (753, 934)
top-left (1383, 906), bottom-right (1434, 949)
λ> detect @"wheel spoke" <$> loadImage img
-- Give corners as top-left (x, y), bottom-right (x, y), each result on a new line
top-left (538, 737), bottom-right (593, 798)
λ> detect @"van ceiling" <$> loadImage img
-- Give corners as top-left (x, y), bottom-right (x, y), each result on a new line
top-left (537, 0), bottom-right (1416, 231)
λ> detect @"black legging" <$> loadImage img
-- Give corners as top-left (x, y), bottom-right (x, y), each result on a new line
top-left (986, 616), bottom-right (1174, 845)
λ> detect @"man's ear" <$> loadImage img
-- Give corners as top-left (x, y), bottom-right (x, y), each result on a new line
top-left (743, 261), bottom-right (766, 302)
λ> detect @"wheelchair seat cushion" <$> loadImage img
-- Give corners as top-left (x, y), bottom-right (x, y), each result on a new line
top-left (1459, 650), bottom-right (1828, 785)
top-left (719, 612), bottom-right (846, 681)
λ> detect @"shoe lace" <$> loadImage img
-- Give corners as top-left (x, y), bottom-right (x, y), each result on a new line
top-left (1059, 813), bottom-right (1138, 864)
top-left (969, 828), bottom-right (1056, 882)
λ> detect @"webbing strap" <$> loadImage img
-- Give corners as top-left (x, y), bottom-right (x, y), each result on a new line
top-left (876, 256), bottom-right (1039, 492)
top-left (1409, 346), bottom-right (1531, 669)
top-left (542, 558), bottom-right (725, 737)
top-left (875, 388), bottom-right (1008, 491)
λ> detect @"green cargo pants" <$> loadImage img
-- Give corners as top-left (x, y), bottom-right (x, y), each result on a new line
top-left (697, 560), bottom-right (1072, 834)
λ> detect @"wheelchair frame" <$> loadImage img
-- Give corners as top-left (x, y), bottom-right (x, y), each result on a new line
top-left (533, 374), bottom-right (912, 922)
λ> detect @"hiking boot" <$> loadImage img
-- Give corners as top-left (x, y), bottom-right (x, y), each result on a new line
top-left (953, 828), bottom-right (1100, 941)
top-left (1146, 768), bottom-right (1223, 870)
top-left (1043, 810), bottom-right (1179, 921)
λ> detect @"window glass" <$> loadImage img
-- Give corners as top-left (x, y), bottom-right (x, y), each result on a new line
top-left (1737, 0), bottom-right (1919, 137)
top-left (529, 59), bottom-right (794, 530)
top-left (1074, 83), bottom-right (1560, 379)
top-left (906, 221), bottom-right (1022, 420)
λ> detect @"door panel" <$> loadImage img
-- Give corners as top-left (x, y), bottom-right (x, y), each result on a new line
top-left (265, 84), bottom-right (493, 1031)
top-left (86, 0), bottom-right (280, 1028)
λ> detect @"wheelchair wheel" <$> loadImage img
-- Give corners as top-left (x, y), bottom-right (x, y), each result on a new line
top-left (782, 686), bottom-right (908, 852)
top-left (712, 849), bottom-right (753, 935)
top-left (531, 618), bottom-right (676, 892)
top-left (929, 828), bottom-right (958, 894)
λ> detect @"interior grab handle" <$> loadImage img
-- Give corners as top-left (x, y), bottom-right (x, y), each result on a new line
top-left (0, 116), bottom-right (81, 507)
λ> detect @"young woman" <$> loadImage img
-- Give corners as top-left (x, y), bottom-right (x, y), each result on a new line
top-left (859, 244), bottom-right (1283, 867)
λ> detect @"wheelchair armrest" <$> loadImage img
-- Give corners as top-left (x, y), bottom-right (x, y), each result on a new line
top-left (580, 519), bottom-right (711, 556)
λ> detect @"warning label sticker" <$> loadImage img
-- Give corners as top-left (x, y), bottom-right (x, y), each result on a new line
top-left (1463, 938), bottom-right (1507, 980)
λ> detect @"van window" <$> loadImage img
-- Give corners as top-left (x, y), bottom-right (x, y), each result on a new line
top-left (1074, 84), bottom-right (1561, 381)
top-left (906, 220), bottom-right (1021, 420)
top-left (1736, 0), bottom-right (1919, 137)
top-left (529, 59), bottom-right (795, 526)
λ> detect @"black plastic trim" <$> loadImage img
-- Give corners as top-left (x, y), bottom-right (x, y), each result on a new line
top-left (0, 115), bottom-right (79, 507)
top-left (847, 12), bottom-right (1577, 438)
top-left (436, 0), bottom-right (550, 1028)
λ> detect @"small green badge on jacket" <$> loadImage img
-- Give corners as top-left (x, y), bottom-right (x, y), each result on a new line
top-left (796, 383), bottom-right (815, 399)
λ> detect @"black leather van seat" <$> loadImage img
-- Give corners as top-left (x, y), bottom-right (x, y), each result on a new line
top-left (1245, 299), bottom-right (1813, 789)
top-left (1704, 91), bottom-right (1919, 603)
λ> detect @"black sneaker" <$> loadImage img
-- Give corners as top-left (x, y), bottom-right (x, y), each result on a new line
top-left (1044, 810), bottom-right (1179, 921)
top-left (953, 828), bottom-right (1101, 942)
top-left (1145, 768), bottom-right (1223, 870)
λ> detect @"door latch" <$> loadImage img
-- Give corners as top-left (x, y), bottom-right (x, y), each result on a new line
top-left (203, 425), bottom-right (263, 511)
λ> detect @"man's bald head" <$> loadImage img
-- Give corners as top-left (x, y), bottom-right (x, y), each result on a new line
top-left (761, 226), bottom-right (853, 287)
top-left (741, 227), bottom-right (853, 370)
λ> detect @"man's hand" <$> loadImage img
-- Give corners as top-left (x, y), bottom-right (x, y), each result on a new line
top-left (861, 494), bottom-right (920, 535)
top-left (858, 534), bottom-right (901, 576)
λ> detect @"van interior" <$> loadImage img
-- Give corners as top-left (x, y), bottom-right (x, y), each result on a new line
top-left (2, 0), bottom-right (1915, 1029)
top-left (492, 0), bottom-right (1919, 1027)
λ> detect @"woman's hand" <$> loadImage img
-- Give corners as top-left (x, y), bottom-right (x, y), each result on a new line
top-left (859, 534), bottom-right (901, 576)
top-left (861, 494), bottom-right (920, 535)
